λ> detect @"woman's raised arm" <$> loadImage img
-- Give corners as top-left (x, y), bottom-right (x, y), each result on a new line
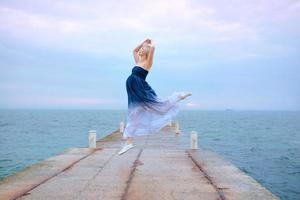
top-left (146, 40), bottom-right (155, 68)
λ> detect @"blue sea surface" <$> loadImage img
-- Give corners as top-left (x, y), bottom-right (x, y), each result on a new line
top-left (0, 109), bottom-right (299, 200)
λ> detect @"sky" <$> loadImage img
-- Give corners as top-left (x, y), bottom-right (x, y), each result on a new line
top-left (0, 0), bottom-right (299, 110)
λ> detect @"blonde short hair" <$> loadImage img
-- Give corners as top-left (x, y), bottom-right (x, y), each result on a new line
top-left (144, 44), bottom-right (151, 55)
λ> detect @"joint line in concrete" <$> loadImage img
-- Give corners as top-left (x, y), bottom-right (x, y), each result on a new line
top-left (15, 148), bottom-right (103, 200)
top-left (76, 148), bottom-right (121, 197)
top-left (120, 148), bottom-right (143, 200)
top-left (185, 150), bottom-right (227, 200)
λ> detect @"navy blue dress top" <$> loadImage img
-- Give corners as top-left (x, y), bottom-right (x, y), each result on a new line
top-left (126, 65), bottom-right (159, 109)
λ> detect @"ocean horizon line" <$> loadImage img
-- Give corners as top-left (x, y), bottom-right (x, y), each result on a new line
top-left (0, 108), bottom-right (299, 112)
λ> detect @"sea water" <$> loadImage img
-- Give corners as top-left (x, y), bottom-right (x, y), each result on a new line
top-left (0, 109), bottom-right (299, 200)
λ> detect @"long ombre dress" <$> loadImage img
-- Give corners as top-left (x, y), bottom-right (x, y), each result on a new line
top-left (123, 65), bottom-right (188, 139)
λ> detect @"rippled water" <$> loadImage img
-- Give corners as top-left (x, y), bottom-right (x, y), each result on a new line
top-left (0, 109), bottom-right (299, 200)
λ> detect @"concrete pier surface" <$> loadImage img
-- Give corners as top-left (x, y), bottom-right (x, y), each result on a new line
top-left (0, 123), bottom-right (280, 200)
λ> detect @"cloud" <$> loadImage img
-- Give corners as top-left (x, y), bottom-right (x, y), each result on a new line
top-left (0, 0), bottom-right (261, 54)
top-left (0, 0), bottom-right (299, 110)
top-left (185, 102), bottom-right (199, 108)
top-left (0, 95), bottom-right (115, 107)
top-left (2, 0), bottom-right (298, 62)
top-left (46, 97), bottom-right (112, 105)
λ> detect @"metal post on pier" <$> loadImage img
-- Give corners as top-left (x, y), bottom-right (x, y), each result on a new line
top-left (88, 130), bottom-right (97, 148)
top-left (190, 131), bottom-right (198, 149)
top-left (119, 121), bottom-right (125, 133)
top-left (175, 122), bottom-right (180, 134)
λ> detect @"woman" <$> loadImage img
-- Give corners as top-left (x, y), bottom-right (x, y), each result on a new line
top-left (118, 38), bottom-right (192, 155)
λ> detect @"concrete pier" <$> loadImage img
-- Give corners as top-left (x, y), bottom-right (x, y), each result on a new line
top-left (0, 123), bottom-right (280, 200)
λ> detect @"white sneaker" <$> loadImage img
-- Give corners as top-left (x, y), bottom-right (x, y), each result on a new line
top-left (118, 143), bottom-right (134, 155)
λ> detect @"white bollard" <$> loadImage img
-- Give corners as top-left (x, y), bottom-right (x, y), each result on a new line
top-left (168, 121), bottom-right (172, 126)
top-left (88, 130), bottom-right (97, 148)
top-left (119, 121), bottom-right (125, 133)
top-left (175, 122), bottom-right (180, 134)
top-left (190, 131), bottom-right (198, 149)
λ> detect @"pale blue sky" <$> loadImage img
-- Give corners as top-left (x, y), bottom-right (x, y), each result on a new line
top-left (0, 0), bottom-right (299, 110)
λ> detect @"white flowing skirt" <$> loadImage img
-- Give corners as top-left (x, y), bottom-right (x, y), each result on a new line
top-left (122, 91), bottom-right (184, 139)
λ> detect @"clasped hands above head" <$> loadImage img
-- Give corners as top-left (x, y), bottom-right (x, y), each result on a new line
top-left (143, 38), bottom-right (155, 48)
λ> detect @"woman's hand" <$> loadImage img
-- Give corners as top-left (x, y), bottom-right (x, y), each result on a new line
top-left (149, 39), bottom-right (155, 47)
top-left (134, 38), bottom-right (150, 52)
top-left (143, 38), bottom-right (151, 45)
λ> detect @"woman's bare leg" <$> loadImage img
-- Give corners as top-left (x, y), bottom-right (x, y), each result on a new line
top-left (180, 92), bottom-right (192, 100)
